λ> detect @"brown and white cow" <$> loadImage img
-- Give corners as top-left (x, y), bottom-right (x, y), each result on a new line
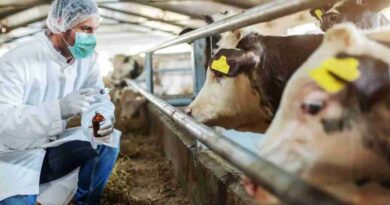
top-left (311, 0), bottom-right (390, 31)
top-left (112, 87), bottom-right (148, 133)
top-left (248, 24), bottom-right (390, 204)
top-left (110, 53), bottom-right (193, 96)
top-left (186, 31), bottom-right (324, 133)
top-left (111, 54), bottom-right (144, 83)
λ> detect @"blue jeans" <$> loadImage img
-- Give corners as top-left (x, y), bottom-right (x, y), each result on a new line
top-left (0, 141), bottom-right (119, 205)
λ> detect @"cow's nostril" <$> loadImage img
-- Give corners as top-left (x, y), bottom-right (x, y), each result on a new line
top-left (185, 108), bottom-right (192, 116)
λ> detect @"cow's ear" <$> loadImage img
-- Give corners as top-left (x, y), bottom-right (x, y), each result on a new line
top-left (210, 49), bottom-right (258, 77)
top-left (130, 60), bottom-right (143, 79)
top-left (349, 57), bottom-right (390, 111)
top-left (309, 9), bottom-right (323, 21)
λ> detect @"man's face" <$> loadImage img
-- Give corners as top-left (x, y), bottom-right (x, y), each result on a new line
top-left (63, 17), bottom-right (100, 46)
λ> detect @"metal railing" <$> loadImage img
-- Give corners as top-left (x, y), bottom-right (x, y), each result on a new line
top-left (139, 0), bottom-right (339, 106)
top-left (130, 0), bottom-right (351, 204)
top-left (128, 80), bottom-right (349, 205)
top-left (140, 0), bottom-right (338, 53)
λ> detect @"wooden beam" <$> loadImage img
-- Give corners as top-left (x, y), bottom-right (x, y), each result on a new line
top-left (106, 0), bottom-right (203, 19)
top-left (100, 5), bottom-right (187, 28)
top-left (100, 14), bottom-right (177, 35)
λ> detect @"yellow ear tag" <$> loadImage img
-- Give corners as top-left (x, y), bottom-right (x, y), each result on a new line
top-left (211, 55), bottom-right (230, 75)
top-left (315, 9), bottom-right (324, 19)
top-left (309, 58), bottom-right (360, 93)
top-left (324, 58), bottom-right (360, 82)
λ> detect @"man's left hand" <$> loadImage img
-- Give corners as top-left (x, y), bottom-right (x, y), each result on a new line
top-left (89, 116), bottom-right (114, 143)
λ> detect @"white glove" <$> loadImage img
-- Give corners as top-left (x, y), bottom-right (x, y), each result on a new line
top-left (89, 116), bottom-right (114, 143)
top-left (59, 88), bottom-right (96, 119)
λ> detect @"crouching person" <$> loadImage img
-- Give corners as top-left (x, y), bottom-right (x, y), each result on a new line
top-left (0, 0), bottom-right (121, 204)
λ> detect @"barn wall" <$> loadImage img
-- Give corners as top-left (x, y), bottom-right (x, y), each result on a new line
top-left (147, 104), bottom-right (262, 205)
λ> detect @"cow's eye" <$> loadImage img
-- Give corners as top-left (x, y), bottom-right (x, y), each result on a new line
top-left (301, 100), bottom-right (324, 115)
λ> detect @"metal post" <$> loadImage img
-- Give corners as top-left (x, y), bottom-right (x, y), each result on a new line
top-left (165, 98), bottom-right (193, 107)
top-left (192, 38), bottom-right (208, 95)
top-left (127, 80), bottom-right (350, 205)
top-left (154, 68), bottom-right (192, 74)
top-left (144, 52), bottom-right (154, 93)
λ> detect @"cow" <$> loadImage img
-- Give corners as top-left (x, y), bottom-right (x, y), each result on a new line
top-left (311, 0), bottom-right (390, 31)
top-left (111, 54), bottom-right (144, 83)
top-left (111, 52), bottom-right (193, 96)
top-left (186, 3), bottom-right (389, 133)
top-left (112, 87), bottom-right (148, 133)
top-left (246, 24), bottom-right (390, 205)
top-left (186, 29), bottom-right (324, 133)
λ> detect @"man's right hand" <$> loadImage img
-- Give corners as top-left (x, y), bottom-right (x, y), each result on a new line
top-left (59, 88), bottom-right (96, 119)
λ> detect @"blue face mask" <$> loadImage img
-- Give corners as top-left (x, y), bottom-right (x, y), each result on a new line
top-left (63, 31), bottom-right (97, 59)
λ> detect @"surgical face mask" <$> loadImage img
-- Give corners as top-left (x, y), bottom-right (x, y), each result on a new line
top-left (62, 30), bottom-right (97, 59)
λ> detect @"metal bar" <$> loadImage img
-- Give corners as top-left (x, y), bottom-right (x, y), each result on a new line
top-left (212, 0), bottom-right (271, 9)
top-left (154, 68), bottom-right (192, 73)
top-left (116, 0), bottom-right (203, 19)
top-left (100, 14), bottom-right (177, 35)
top-left (165, 97), bottom-right (193, 107)
top-left (140, 0), bottom-right (339, 53)
top-left (0, 0), bottom-right (50, 9)
top-left (0, 8), bottom-right (25, 19)
top-left (0, 29), bottom-right (42, 44)
top-left (144, 53), bottom-right (154, 93)
top-left (191, 38), bottom-right (208, 95)
top-left (6, 16), bottom-right (46, 33)
top-left (99, 5), bottom-right (186, 29)
top-left (127, 80), bottom-right (350, 205)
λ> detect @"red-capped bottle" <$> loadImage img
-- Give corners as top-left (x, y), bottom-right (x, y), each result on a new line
top-left (92, 112), bottom-right (105, 138)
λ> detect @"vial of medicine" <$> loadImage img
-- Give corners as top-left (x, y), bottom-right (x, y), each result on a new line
top-left (92, 112), bottom-right (105, 138)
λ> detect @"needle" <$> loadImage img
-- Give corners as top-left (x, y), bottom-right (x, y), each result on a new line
top-left (99, 88), bottom-right (111, 95)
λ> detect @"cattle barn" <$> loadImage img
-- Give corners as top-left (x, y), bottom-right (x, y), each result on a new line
top-left (1, 0), bottom-right (390, 205)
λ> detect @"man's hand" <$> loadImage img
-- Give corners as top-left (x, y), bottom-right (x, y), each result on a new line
top-left (59, 88), bottom-right (96, 119)
top-left (89, 116), bottom-right (114, 143)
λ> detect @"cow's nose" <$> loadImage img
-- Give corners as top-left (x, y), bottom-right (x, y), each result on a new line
top-left (185, 107), bottom-right (192, 116)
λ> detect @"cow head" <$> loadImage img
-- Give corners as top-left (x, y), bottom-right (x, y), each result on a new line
top-left (119, 88), bottom-right (147, 121)
top-left (255, 24), bottom-right (390, 203)
top-left (311, 0), bottom-right (387, 31)
top-left (111, 54), bottom-right (144, 82)
top-left (186, 33), bottom-right (272, 132)
top-left (348, 54), bottom-right (390, 160)
top-left (114, 87), bottom-right (147, 132)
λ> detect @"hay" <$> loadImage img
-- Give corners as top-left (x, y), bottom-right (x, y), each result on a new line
top-left (100, 133), bottom-right (189, 205)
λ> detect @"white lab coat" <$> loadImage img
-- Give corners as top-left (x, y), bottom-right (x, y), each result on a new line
top-left (0, 31), bottom-right (121, 203)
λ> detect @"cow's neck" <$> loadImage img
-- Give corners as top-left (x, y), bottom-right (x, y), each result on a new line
top-left (251, 35), bottom-right (324, 115)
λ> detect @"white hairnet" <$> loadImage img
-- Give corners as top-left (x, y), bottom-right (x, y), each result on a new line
top-left (47, 0), bottom-right (100, 34)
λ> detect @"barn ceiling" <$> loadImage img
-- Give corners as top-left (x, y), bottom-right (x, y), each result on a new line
top-left (0, 0), bottom-right (263, 45)
top-left (2, 0), bottom-right (390, 45)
